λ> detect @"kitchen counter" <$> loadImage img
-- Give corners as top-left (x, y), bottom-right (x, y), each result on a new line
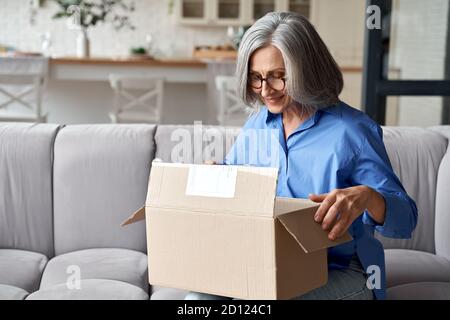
top-left (49, 57), bottom-right (362, 83)
top-left (50, 56), bottom-right (207, 68)
top-left (49, 56), bottom-right (212, 83)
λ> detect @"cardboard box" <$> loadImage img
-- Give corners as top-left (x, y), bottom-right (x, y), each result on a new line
top-left (123, 162), bottom-right (352, 300)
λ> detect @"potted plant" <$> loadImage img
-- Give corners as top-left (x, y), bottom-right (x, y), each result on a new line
top-left (51, 0), bottom-right (135, 58)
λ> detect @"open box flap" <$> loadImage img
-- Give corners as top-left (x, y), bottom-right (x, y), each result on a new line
top-left (146, 162), bottom-right (279, 217)
top-left (121, 206), bottom-right (145, 226)
top-left (276, 198), bottom-right (353, 253)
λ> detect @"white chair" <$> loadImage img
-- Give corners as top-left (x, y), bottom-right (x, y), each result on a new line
top-left (0, 57), bottom-right (48, 123)
top-left (109, 74), bottom-right (164, 124)
top-left (215, 75), bottom-right (248, 126)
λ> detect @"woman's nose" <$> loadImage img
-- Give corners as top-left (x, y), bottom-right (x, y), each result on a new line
top-left (260, 81), bottom-right (273, 97)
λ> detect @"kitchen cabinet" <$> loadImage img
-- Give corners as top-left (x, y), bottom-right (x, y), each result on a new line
top-left (177, 0), bottom-right (310, 26)
top-left (285, 0), bottom-right (311, 18)
top-left (249, 0), bottom-right (311, 23)
top-left (250, 0), bottom-right (279, 21)
top-left (211, 0), bottom-right (249, 26)
top-left (178, 0), bottom-right (247, 26)
top-left (178, 0), bottom-right (211, 25)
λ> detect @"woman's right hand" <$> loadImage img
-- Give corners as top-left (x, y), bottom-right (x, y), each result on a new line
top-left (204, 160), bottom-right (217, 165)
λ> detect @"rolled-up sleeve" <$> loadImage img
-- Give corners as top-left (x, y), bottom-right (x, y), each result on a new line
top-left (351, 123), bottom-right (418, 239)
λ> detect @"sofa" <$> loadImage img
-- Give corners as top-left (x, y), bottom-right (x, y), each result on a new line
top-left (0, 122), bottom-right (449, 300)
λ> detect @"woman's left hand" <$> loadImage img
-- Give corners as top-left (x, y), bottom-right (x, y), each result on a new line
top-left (309, 186), bottom-right (382, 241)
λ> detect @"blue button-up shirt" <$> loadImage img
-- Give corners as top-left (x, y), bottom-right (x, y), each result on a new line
top-left (224, 101), bottom-right (418, 300)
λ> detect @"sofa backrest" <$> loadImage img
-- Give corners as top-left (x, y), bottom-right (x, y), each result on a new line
top-left (429, 126), bottom-right (450, 260)
top-left (378, 127), bottom-right (448, 253)
top-left (154, 125), bottom-right (241, 164)
top-left (52, 125), bottom-right (156, 255)
top-left (0, 123), bottom-right (59, 258)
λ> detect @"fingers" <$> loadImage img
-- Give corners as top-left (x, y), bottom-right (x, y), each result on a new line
top-left (308, 193), bottom-right (327, 203)
top-left (204, 160), bottom-right (217, 165)
top-left (310, 188), bottom-right (358, 241)
top-left (328, 216), bottom-right (351, 241)
top-left (313, 193), bottom-right (335, 223)
top-left (321, 203), bottom-right (341, 231)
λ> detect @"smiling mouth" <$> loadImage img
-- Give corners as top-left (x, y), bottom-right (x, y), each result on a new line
top-left (265, 96), bottom-right (283, 104)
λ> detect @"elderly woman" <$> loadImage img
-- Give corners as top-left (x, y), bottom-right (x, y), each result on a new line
top-left (186, 12), bottom-right (417, 300)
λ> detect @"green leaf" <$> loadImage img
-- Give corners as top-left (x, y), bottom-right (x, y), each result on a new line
top-left (52, 12), bottom-right (68, 19)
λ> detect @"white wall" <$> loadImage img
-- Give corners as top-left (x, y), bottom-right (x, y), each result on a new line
top-left (1, 0), bottom-right (367, 64)
top-left (1, 0), bottom-right (229, 58)
top-left (309, 0), bottom-right (366, 109)
top-left (310, 0), bottom-right (365, 68)
top-left (389, 0), bottom-right (449, 126)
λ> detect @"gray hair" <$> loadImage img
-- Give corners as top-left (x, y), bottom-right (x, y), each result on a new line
top-left (236, 12), bottom-right (343, 114)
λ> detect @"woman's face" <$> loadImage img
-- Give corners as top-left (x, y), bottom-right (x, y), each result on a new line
top-left (249, 45), bottom-right (291, 114)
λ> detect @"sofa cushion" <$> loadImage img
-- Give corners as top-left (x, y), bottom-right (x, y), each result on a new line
top-left (385, 249), bottom-right (450, 288)
top-left (0, 249), bottom-right (48, 292)
top-left (379, 127), bottom-right (447, 253)
top-left (429, 126), bottom-right (450, 261)
top-left (387, 282), bottom-right (450, 300)
top-left (0, 123), bottom-right (60, 257)
top-left (0, 284), bottom-right (29, 300)
top-left (53, 125), bottom-right (156, 255)
top-left (150, 287), bottom-right (189, 300)
top-left (154, 125), bottom-right (240, 164)
top-left (39, 248), bottom-right (148, 292)
top-left (27, 279), bottom-right (149, 300)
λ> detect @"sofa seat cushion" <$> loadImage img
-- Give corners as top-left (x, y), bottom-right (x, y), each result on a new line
top-left (387, 282), bottom-right (450, 300)
top-left (26, 279), bottom-right (149, 300)
top-left (385, 249), bottom-right (450, 288)
top-left (39, 248), bottom-right (148, 291)
top-left (150, 287), bottom-right (189, 300)
top-left (0, 249), bottom-right (48, 292)
top-left (0, 284), bottom-right (29, 300)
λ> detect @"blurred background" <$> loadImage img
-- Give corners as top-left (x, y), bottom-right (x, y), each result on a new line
top-left (0, 0), bottom-right (449, 127)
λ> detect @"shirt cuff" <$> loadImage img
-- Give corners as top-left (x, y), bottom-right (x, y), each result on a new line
top-left (362, 191), bottom-right (413, 239)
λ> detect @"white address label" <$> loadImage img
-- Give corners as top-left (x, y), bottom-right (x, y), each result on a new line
top-left (186, 165), bottom-right (238, 198)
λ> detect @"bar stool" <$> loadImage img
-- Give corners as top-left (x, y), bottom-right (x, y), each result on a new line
top-left (109, 74), bottom-right (164, 124)
top-left (215, 75), bottom-right (248, 126)
top-left (0, 57), bottom-right (48, 123)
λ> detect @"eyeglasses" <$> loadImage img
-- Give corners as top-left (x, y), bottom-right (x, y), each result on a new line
top-left (248, 73), bottom-right (286, 91)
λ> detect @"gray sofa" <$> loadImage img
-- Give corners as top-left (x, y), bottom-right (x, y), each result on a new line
top-left (0, 122), bottom-right (449, 300)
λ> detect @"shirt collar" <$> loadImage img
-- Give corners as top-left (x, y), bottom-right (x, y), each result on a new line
top-left (265, 108), bottom-right (278, 125)
top-left (265, 102), bottom-right (342, 126)
top-left (320, 102), bottom-right (342, 117)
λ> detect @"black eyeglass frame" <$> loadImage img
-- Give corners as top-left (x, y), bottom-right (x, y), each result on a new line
top-left (248, 74), bottom-right (287, 91)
